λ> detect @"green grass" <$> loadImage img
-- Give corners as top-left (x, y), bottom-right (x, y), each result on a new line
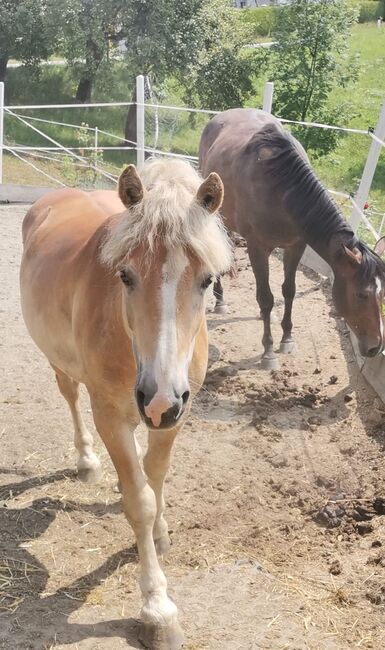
top-left (314, 23), bottom-right (385, 235)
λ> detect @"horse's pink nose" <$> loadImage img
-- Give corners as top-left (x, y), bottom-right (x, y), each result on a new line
top-left (144, 393), bottom-right (175, 428)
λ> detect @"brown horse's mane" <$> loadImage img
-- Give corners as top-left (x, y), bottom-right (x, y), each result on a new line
top-left (249, 126), bottom-right (385, 283)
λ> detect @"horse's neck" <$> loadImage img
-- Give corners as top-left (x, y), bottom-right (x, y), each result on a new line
top-left (308, 230), bottom-right (353, 269)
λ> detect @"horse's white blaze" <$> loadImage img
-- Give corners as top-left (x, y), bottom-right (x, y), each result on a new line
top-left (144, 251), bottom-right (189, 427)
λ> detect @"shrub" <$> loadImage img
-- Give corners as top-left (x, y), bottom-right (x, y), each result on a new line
top-left (348, 0), bottom-right (383, 22)
top-left (237, 6), bottom-right (278, 38)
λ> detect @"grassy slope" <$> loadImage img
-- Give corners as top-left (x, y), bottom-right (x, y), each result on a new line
top-left (315, 23), bottom-right (385, 227)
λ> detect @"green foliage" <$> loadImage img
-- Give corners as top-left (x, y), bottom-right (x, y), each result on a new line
top-left (237, 6), bottom-right (278, 38)
top-left (0, 0), bottom-right (55, 80)
top-left (48, 0), bottom-right (125, 102)
top-left (180, 0), bottom-right (265, 110)
top-left (270, 0), bottom-right (359, 157)
top-left (357, 1), bottom-right (383, 22)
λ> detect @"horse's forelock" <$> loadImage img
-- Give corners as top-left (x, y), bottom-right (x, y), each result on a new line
top-left (357, 241), bottom-right (385, 285)
top-left (100, 158), bottom-right (232, 275)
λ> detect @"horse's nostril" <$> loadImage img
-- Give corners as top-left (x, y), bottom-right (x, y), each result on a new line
top-left (136, 390), bottom-right (146, 411)
top-left (367, 346), bottom-right (380, 358)
top-left (182, 390), bottom-right (190, 405)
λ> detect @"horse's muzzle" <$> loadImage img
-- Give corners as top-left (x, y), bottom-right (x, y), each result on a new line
top-left (358, 339), bottom-right (383, 358)
top-left (136, 386), bottom-right (190, 430)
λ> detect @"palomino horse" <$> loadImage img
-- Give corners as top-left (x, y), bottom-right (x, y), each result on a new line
top-left (200, 108), bottom-right (385, 369)
top-left (20, 159), bottom-right (231, 649)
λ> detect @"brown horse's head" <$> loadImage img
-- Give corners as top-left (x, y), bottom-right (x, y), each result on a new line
top-left (331, 241), bottom-right (385, 357)
top-left (101, 160), bottom-right (231, 430)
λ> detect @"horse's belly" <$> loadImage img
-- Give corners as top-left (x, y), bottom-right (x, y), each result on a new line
top-left (20, 273), bottom-right (84, 382)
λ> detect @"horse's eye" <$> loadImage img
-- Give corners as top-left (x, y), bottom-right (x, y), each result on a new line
top-left (201, 275), bottom-right (213, 290)
top-left (356, 291), bottom-right (368, 301)
top-left (119, 270), bottom-right (135, 289)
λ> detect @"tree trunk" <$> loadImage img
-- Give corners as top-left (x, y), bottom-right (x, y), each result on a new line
top-left (76, 77), bottom-right (92, 103)
top-left (0, 56), bottom-right (9, 82)
top-left (75, 38), bottom-right (104, 103)
top-left (124, 87), bottom-right (137, 147)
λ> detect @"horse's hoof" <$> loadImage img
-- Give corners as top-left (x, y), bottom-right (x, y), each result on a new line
top-left (154, 535), bottom-right (171, 556)
top-left (214, 303), bottom-right (228, 314)
top-left (77, 461), bottom-right (102, 483)
top-left (260, 355), bottom-right (280, 371)
top-left (279, 340), bottom-right (296, 354)
top-left (139, 621), bottom-right (184, 650)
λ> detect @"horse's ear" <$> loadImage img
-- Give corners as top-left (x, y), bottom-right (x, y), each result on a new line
top-left (196, 172), bottom-right (224, 213)
top-left (118, 165), bottom-right (145, 208)
top-left (343, 245), bottom-right (362, 266)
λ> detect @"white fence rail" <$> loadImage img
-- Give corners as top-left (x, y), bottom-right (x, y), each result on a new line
top-left (0, 77), bottom-right (384, 245)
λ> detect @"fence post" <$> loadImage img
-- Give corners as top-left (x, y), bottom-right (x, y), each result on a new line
top-left (136, 74), bottom-right (145, 167)
top-left (0, 82), bottom-right (4, 185)
top-left (94, 126), bottom-right (98, 174)
top-left (263, 82), bottom-right (274, 114)
top-left (350, 101), bottom-right (385, 234)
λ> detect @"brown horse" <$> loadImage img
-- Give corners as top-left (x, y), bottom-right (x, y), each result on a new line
top-left (20, 159), bottom-right (231, 649)
top-left (200, 108), bottom-right (385, 369)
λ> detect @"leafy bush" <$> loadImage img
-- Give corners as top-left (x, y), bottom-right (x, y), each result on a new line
top-left (237, 6), bottom-right (278, 38)
top-left (348, 0), bottom-right (383, 22)
top-left (358, 1), bottom-right (383, 21)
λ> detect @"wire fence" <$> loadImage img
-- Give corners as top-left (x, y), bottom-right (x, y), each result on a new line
top-left (0, 77), bottom-right (384, 246)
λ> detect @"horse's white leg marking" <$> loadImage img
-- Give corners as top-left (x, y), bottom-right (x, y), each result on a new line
top-left (143, 428), bottom-right (178, 556)
top-left (53, 368), bottom-right (101, 482)
top-left (90, 398), bottom-right (182, 644)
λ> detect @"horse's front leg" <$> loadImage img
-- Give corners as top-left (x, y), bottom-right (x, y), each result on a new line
top-left (143, 428), bottom-right (179, 556)
top-left (280, 242), bottom-right (305, 353)
top-left (247, 241), bottom-right (278, 370)
top-left (91, 398), bottom-right (183, 650)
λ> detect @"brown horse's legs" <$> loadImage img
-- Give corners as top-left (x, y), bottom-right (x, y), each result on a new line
top-left (90, 397), bottom-right (183, 649)
top-left (247, 242), bottom-right (278, 370)
top-left (213, 275), bottom-right (228, 313)
top-left (52, 366), bottom-right (101, 482)
top-left (280, 242), bottom-right (306, 353)
top-left (143, 428), bottom-right (179, 556)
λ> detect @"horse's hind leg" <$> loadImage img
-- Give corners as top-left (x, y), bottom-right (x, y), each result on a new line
top-left (213, 275), bottom-right (228, 314)
top-left (280, 242), bottom-right (306, 354)
top-left (247, 242), bottom-right (279, 370)
top-left (52, 366), bottom-right (101, 482)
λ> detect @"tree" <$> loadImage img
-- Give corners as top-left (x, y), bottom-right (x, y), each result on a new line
top-left (120, 0), bottom-right (262, 139)
top-left (182, 0), bottom-right (264, 111)
top-left (50, 0), bottom-right (125, 103)
top-left (0, 0), bottom-right (53, 82)
top-left (269, 0), bottom-right (359, 156)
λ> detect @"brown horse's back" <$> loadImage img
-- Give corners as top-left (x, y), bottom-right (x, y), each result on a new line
top-left (199, 108), bottom-right (306, 247)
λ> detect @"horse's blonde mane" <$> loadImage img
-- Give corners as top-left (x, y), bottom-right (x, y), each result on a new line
top-left (100, 158), bottom-right (232, 275)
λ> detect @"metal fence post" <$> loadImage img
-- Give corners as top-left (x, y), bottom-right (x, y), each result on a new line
top-left (0, 82), bottom-right (4, 185)
top-left (350, 101), bottom-right (385, 234)
top-left (263, 82), bottom-right (274, 114)
top-left (136, 75), bottom-right (145, 167)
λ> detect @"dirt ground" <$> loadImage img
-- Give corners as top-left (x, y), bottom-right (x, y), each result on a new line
top-left (1, 205), bottom-right (385, 650)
